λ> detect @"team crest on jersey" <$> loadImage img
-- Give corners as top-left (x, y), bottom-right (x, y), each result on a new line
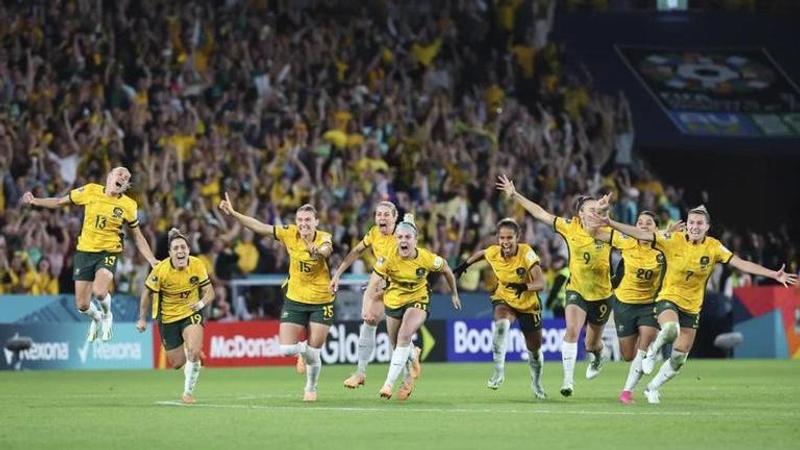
top-left (515, 267), bottom-right (526, 278)
top-left (150, 276), bottom-right (158, 282)
top-left (416, 268), bottom-right (426, 279)
top-left (189, 276), bottom-right (199, 285)
top-left (282, 225), bottom-right (289, 229)
top-left (656, 254), bottom-right (665, 264)
top-left (112, 207), bottom-right (124, 219)
top-left (594, 240), bottom-right (605, 249)
top-left (700, 256), bottom-right (710, 267)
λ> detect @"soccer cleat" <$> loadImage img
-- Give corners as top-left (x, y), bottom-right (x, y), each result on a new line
top-left (487, 368), bottom-right (505, 390)
top-left (343, 373), bottom-right (366, 389)
top-left (379, 384), bottom-right (393, 399)
top-left (643, 388), bottom-right (660, 404)
top-left (585, 353), bottom-right (608, 380)
top-left (303, 391), bottom-right (317, 402)
top-left (86, 318), bottom-right (100, 342)
top-left (100, 312), bottom-right (113, 342)
top-left (295, 354), bottom-right (306, 374)
top-left (181, 393), bottom-right (196, 404)
top-left (560, 383), bottom-right (574, 397)
top-left (396, 376), bottom-right (415, 401)
top-left (641, 346), bottom-right (657, 375)
top-left (619, 390), bottom-right (634, 405)
top-left (410, 346), bottom-right (422, 379)
top-left (532, 383), bottom-right (547, 400)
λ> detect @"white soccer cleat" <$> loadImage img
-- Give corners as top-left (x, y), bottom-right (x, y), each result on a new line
top-left (487, 369), bottom-right (505, 390)
top-left (86, 318), bottom-right (100, 342)
top-left (585, 354), bottom-right (608, 380)
top-left (100, 312), bottom-right (113, 342)
top-left (644, 387), bottom-right (660, 404)
top-left (641, 346), bottom-right (657, 375)
top-left (560, 382), bottom-right (574, 397)
top-left (532, 383), bottom-right (547, 400)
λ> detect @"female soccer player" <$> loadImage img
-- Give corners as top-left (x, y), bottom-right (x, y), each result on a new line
top-left (589, 210), bottom-right (678, 404)
top-left (369, 214), bottom-right (461, 401)
top-left (23, 166), bottom-right (158, 342)
top-left (329, 201), bottom-right (402, 389)
top-left (454, 218), bottom-right (547, 399)
top-left (496, 174), bottom-right (612, 397)
top-left (594, 205), bottom-right (797, 403)
top-left (219, 193), bottom-right (334, 402)
top-left (136, 228), bottom-right (214, 404)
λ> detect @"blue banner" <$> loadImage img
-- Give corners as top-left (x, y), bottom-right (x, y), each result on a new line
top-left (446, 319), bottom-right (583, 362)
top-left (1, 323), bottom-right (153, 371)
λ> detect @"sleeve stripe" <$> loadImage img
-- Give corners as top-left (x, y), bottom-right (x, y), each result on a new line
top-left (722, 253), bottom-right (733, 264)
top-left (128, 220), bottom-right (140, 228)
top-left (551, 216), bottom-right (558, 232)
top-left (68, 191), bottom-right (76, 205)
top-left (199, 279), bottom-right (211, 287)
top-left (145, 285), bottom-right (158, 293)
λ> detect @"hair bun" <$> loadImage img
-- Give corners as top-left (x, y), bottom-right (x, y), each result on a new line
top-left (168, 228), bottom-right (182, 240)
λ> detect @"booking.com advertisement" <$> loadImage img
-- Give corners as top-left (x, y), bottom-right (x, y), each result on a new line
top-left (446, 318), bottom-right (582, 362)
top-left (0, 323), bottom-right (153, 371)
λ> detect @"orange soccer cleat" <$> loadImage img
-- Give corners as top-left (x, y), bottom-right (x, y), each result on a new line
top-left (343, 373), bottom-right (366, 389)
top-left (303, 391), bottom-right (317, 402)
top-left (296, 354), bottom-right (306, 374)
top-left (379, 384), bottom-right (393, 399)
top-left (181, 393), bottom-right (196, 404)
top-left (396, 376), bottom-right (415, 401)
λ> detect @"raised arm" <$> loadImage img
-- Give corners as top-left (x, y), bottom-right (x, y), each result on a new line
top-left (22, 192), bottom-right (71, 209)
top-left (728, 259), bottom-right (798, 288)
top-left (453, 249), bottom-right (486, 279)
top-left (595, 214), bottom-right (654, 242)
top-left (330, 240), bottom-right (369, 293)
top-left (130, 225), bottom-right (158, 268)
top-left (136, 289), bottom-right (153, 333)
top-left (495, 174), bottom-right (556, 225)
top-left (218, 192), bottom-right (274, 236)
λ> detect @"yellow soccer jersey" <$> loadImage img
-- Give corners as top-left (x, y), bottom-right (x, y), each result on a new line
top-left (485, 243), bottom-right (541, 313)
top-left (374, 247), bottom-right (445, 309)
top-left (362, 225), bottom-right (397, 260)
top-left (653, 232), bottom-right (732, 314)
top-left (70, 183), bottom-right (139, 253)
top-left (613, 234), bottom-right (665, 304)
top-left (145, 256), bottom-right (211, 323)
top-left (553, 217), bottom-right (613, 301)
top-left (274, 225), bottom-right (334, 304)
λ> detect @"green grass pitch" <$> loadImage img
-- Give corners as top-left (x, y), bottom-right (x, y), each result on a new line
top-left (1, 360), bottom-right (797, 450)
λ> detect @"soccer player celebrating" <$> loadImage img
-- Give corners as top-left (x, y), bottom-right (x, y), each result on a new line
top-left (22, 167), bottom-right (158, 342)
top-left (496, 175), bottom-right (613, 397)
top-left (588, 210), bottom-right (679, 404)
top-left (219, 193), bottom-right (334, 402)
top-left (369, 214), bottom-right (461, 400)
top-left (454, 218), bottom-right (547, 399)
top-left (329, 201), bottom-right (402, 389)
top-left (594, 205), bottom-right (797, 403)
top-left (137, 228), bottom-right (213, 404)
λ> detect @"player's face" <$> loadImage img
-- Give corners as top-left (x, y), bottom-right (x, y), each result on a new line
top-left (686, 213), bottom-right (710, 242)
top-left (497, 227), bottom-right (518, 256)
top-left (395, 228), bottom-right (417, 257)
top-left (374, 206), bottom-right (397, 234)
top-left (169, 238), bottom-right (190, 269)
top-left (295, 210), bottom-right (318, 238)
top-left (107, 167), bottom-right (131, 194)
top-left (636, 214), bottom-right (657, 233)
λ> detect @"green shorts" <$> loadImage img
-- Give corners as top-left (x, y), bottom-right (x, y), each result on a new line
top-left (281, 299), bottom-right (335, 326)
top-left (612, 297), bottom-right (658, 337)
top-left (73, 251), bottom-right (120, 281)
top-left (385, 301), bottom-right (429, 320)
top-left (159, 313), bottom-right (204, 351)
top-left (491, 300), bottom-right (542, 332)
top-left (565, 291), bottom-right (612, 326)
top-left (655, 300), bottom-right (700, 329)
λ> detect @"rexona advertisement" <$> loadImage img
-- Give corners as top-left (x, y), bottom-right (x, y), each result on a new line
top-left (617, 46), bottom-right (800, 137)
top-left (0, 323), bottom-right (152, 371)
top-left (446, 318), bottom-right (579, 362)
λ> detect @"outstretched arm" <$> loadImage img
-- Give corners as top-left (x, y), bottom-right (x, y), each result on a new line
top-left (496, 174), bottom-right (556, 225)
top-left (130, 226), bottom-right (158, 268)
top-left (136, 289), bottom-right (153, 333)
top-left (22, 192), bottom-right (71, 209)
top-left (728, 258), bottom-right (798, 288)
top-left (442, 264), bottom-right (462, 310)
top-left (330, 240), bottom-right (368, 293)
top-left (594, 213), bottom-right (654, 242)
top-left (218, 192), bottom-right (274, 236)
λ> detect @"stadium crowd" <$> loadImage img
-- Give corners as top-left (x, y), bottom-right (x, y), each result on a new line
top-left (1, 0), bottom-right (796, 319)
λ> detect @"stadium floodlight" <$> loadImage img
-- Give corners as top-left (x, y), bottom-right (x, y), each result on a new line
top-left (657, 0), bottom-right (688, 11)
